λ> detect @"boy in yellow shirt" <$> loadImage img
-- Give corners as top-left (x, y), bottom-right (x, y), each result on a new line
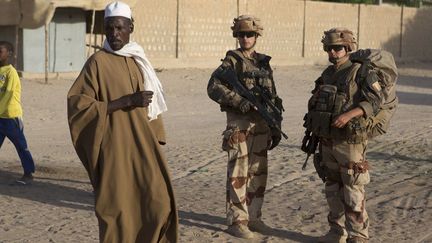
top-left (0, 41), bottom-right (35, 185)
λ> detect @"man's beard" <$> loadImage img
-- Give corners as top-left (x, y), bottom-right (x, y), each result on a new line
top-left (329, 56), bottom-right (340, 64)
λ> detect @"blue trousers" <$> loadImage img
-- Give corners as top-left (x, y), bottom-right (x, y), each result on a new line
top-left (0, 117), bottom-right (35, 174)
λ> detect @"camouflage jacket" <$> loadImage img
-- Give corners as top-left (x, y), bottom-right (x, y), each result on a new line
top-left (207, 49), bottom-right (281, 114)
top-left (306, 59), bottom-right (384, 142)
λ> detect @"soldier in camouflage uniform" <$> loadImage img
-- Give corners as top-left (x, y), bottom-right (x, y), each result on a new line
top-left (305, 28), bottom-right (384, 243)
top-left (207, 15), bottom-right (283, 239)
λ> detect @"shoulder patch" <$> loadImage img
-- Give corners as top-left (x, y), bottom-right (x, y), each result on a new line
top-left (371, 81), bottom-right (382, 92)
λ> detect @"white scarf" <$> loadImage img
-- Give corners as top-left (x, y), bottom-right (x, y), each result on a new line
top-left (103, 40), bottom-right (167, 120)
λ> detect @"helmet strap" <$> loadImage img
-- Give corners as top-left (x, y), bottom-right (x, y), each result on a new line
top-left (330, 53), bottom-right (349, 66)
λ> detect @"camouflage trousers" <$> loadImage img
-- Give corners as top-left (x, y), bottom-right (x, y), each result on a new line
top-left (222, 112), bottom-right (271, 226)
top-left (321, 139), bottom-right (370, 240)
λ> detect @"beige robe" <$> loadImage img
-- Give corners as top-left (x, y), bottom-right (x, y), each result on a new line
top-left (67, 50), bottom-right (177, 243)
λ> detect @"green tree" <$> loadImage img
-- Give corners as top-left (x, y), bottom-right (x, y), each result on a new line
top-left (313, 0), bottom-right (423, 7)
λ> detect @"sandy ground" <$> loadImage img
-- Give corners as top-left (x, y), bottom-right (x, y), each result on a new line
top-left (0, 61), bottom-right (431, 243)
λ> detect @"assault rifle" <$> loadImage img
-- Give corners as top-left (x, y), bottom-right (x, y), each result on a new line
top-left (301, 130), bottom-right (319, 170)
top-left (215, 67), bottom-right (288, 139)
top-left (301, 130), bottom-right (326, 182)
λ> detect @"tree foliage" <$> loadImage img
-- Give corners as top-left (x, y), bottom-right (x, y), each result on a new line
top-left (314, 0), bottom-right (424, 7)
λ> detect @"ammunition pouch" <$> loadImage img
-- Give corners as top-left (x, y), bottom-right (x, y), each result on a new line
top-left (346, 117), bottom-right (368, 144)
top-left (304, 111), bottom-right (332, 138)
top-left (305, 85), bottom-right (337, 138)
top-left (313, 85), bottom-right (337, 112)
top-left (305, 83), bottom-right (369, 143)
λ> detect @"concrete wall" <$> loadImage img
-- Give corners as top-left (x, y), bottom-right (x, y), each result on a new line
top-left (304, 1), bottom-right (358, 59)
top-left (126, 0), bottom-right (432, 67)
top-left (358, 5), bottom-right (401, 55)
top-left (7, 0), bottom-right (432, 74)
top-left (239, 0), bottom-right (305, 61)
top-left (401, 7), bottom-right (432, 60)
top-left (132, 0), bottom-right (177, 58)
top-left (177, 0), bottom-right (237, 58)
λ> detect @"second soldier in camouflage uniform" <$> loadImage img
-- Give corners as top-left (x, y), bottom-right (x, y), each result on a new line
top-left (207, 15), bottom-right (283, 239)
top-left (305, 28), bottom-right (384, 243)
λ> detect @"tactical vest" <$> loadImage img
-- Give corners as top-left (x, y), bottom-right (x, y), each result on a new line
top-left (222, 49), bottom-right (283, 113)
top-left (305, 61), bottom-right (368, 143)
top-left (227, 50), bottom-right (274, 92)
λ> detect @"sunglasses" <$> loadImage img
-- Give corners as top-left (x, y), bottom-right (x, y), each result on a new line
top-left (238, 32), bottom-right (256, 38)
top-left (324, 45), bottom-right (345, 52)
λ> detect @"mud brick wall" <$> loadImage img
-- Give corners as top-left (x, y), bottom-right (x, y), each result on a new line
top-left (126, 0), bottom-right (432, 66)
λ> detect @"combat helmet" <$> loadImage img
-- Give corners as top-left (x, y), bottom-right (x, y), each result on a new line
top-left (231, 15), bottom-right (263, 37)
top-left (321, 27), bottom-right (357, 52)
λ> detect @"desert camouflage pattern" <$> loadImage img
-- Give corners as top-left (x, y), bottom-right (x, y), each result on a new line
top-left (321, 139), bottom-right (370, 239)
top-left (308, 59), bottom-right (382, 143)
top-left (321, 27), bottom-right (357, 52)
top-left (231, 15), bottom-right (264, 37)
top-left (207, 49), bottom-right (278, 114)
top-left (208, 50), bottom-right (280, 226)
top-left (308, 52), bottom-right (381, 241)
top-left (223, 112), bottom-right (271, 225)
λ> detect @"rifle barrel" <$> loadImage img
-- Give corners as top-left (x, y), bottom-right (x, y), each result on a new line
top-left (217, 67), bottom-right (288, 140)
top-left (302, 154), bottom-right (311, 170)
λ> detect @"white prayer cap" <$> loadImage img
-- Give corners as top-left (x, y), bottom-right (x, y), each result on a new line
top-left (104, 1), bottom-right (132, 19)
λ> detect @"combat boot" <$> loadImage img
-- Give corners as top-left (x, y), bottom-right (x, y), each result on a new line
top-left (317, 228), bottom-right (347, 243)
top-left (248, 220), bottom-right (274, 234)
top-left (226, 224), bottom-right (255, 239)
top-left (347, 236), bottom-right (368, 243)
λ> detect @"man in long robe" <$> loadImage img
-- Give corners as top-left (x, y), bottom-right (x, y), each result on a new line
top-left (67, 2), bottom-right (177, 242)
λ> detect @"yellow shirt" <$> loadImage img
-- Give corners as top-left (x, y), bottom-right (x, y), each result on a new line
top-left (0, 64), bottom-right (22, 118)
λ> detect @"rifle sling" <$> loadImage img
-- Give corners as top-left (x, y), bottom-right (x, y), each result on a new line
top-left (226, 50), bottom-right (277, 95)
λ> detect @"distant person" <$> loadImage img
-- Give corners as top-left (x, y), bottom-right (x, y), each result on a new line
top-left (207, 15), bottom-right (284, 239)
top-left (67, 1), bottom-right (177, 242)
top-left (302, 27), bottom-right (397, 243)
top-left (0, 40), bottom-right (35, 185)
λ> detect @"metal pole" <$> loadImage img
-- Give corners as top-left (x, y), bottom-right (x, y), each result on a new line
top-left (14, 25), bottom-right (19, 68)
top-left (88, 9), bottom-right (96, 57)
top-left (301, 0), bottom-right (306, 57)
top-left (357, 4), bottom-right (361, 49)
top-left (399, 5), bottom-right (404, 58)
top-left (176, 0), bottom-right (180, 58)
top-left (45, 23), bottom-right (49, 84)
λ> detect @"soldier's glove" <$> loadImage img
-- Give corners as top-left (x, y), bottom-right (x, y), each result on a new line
top-left (239, 99), bottom-right (253, 114)
top-left (269, 129), bottom-right (282, 150)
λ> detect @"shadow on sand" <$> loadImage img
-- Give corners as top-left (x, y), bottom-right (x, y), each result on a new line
top-left (396, 91), bottom-right (432, 106)
top-left (398, 75), bottom-right (432, 89)
top-left (0, 169), bottom-right (94, 211)
top-left (1, 169), bottom-right (318, 242)
top-left (179, 210), bottom-right (318, 242)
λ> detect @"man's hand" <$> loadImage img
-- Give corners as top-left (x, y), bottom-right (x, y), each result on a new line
top-left (239, 99), bottom-right (253, 113)
top-left (332, 107), bottom-right (364, 128)
top-left (332, 113), bottom-right (352, 128)
top-left (129, 90), bottom-right (153, 107)
top-left (108, 90), bottom-right (153, 114)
